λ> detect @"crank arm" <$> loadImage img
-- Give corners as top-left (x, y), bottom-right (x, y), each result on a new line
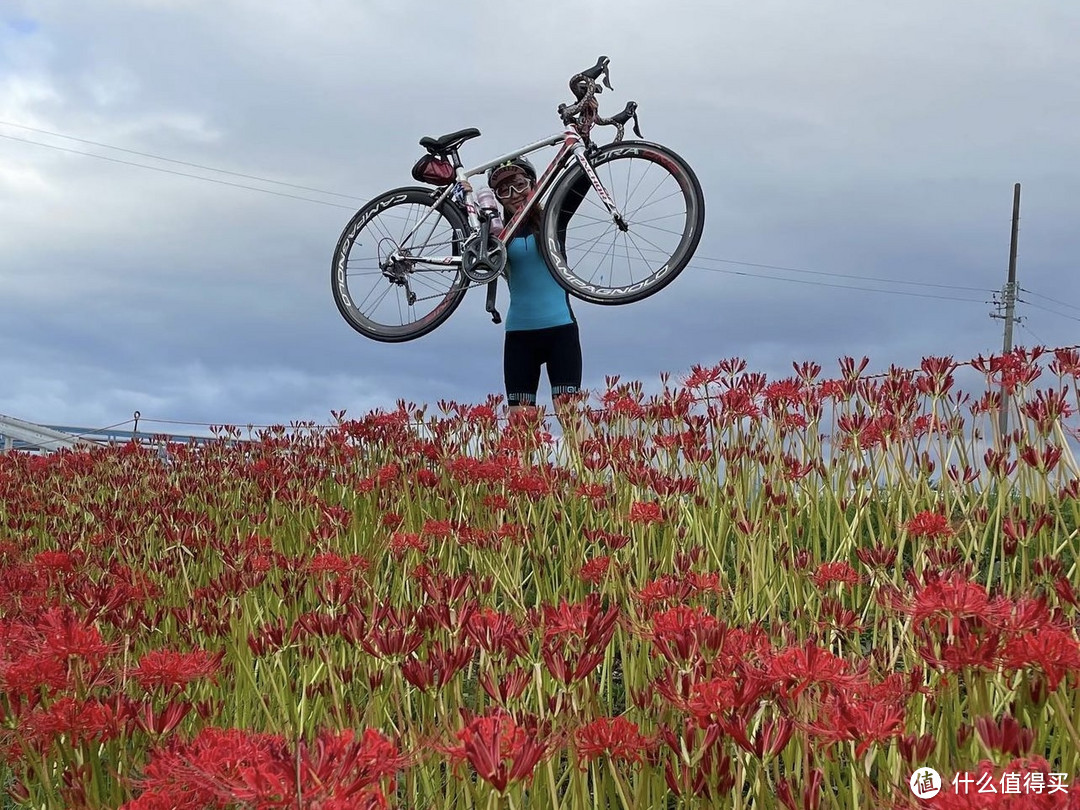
top-left (485, 278), bottom-right (501, 324)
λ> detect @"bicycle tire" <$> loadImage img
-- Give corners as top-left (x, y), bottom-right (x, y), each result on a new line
top-left (331, 187), bottom-right (470, 343)
top-left (538, 140), bottom-right (705, 305)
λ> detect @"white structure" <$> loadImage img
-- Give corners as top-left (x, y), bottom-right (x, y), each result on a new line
top-left (0, 413), bottom-right (94, 454)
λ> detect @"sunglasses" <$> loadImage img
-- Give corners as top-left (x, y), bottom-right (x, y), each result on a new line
top-left (494, 180), bottom-right (531, 200)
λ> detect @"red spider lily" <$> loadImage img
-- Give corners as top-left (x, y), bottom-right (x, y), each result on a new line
top-left (856, 543), bottom-right (898, 569)
top-left (388, 531), bottom-right (428, 557)
top-left (506, 469), bottom-right (555, 500)
top-left (994, 594), bottom-right (1064, 635)
top-left (724, 712), bottom-right (794, 760)
top-left (1018, 443), bottom-right (1063, 473)
top-left (793, 359), bottom-right (822, 383)
top-left (1021, 388), bottom-right (1073, 436)
top-left (540, 597), bottom-right (619, 684)
top-left (574, 716), bottom-right (655, 765)
top-left (1051, 347), bottom-right (1080, 377)
top-left (360, 605), bottom-right (424, 660)
top-left (583, 527), bottom-right (631, 550)
top-left (441, 710), bottom-right (548, 794)
top-left (0, 649), bottom-right (69, 696)
top-left (658, 718), bottom-right (734, 800)
top-left (763, 378), bottom-right (804, 407)
top-left (777, 767), bottom-right (824, 810)
top-left (926, 757), bottom-right (1080, 809)
top-left (36, 608), bottom-right (115, 664)
top-left (684, 668), bottom-right (773, 726)
top-left (684, 362), bottom-right (727, 389)
top-left (975, 713), bottom-right (1035, 757)
top-left (134, 698), bottom-right (194, 736)
top-left (306, 552), bottom-right (350, 576)
top-left (917, 355), bottom-right (956, 396)
top-left (818, 597), bottom-right (862, 634)
top-left (839, 355), bottom-right (871, 381)
top-left (579, 555), bottom-right (612, 584)
top-left (17, 696), bottom-right (124, 751)
top-left (627, 500), bottom-right (664, 525)
top-left (916, 622), bottom-right (1004, 673)
top-left (478, 667), bottom-right (531, 705)
top-left (1053, 577), bottom-right (1080, 609)
top-left (634, 575), bottom-right (695, 613)
top-left (810, 561), bottom-right (862, 589)
top-left (901, 575), bottom-right (1002, 627)
top-left (129, 726), bottom-right (404, 809)
top-left (401, 639), bottom-right (475, 691)
top-left (904, 510), bottom-right (954, 539)
top-left (462, 608), bottom-right (530, 661)
top-left (650, 605), bottom-right (727, 665)
top-left (1002, 626), bottom-right (1080, 691)
top-left (983, 447), bottom-right (1018, 478)
top-left (764, 642), bottom-right (867, 702)
top-left (971, 348), bottom-right (1045, 394)
top-left (718, 387), bottom-right (762, 421)
top-left (130, 648), bottom-right (224, 693)
top-left (417, 571), bottom-right (480, 605)
top-left (419, 518), bottom-right (454, 539)
top-left (897, 731), bottom-right (937, 766)
top-left (802, 692), bottom-right (907, 757)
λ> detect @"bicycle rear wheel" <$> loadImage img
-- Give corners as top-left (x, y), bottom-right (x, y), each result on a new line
top-left (539, 141), bottom-right (704, 305)
top-left (331, 187), bottom-right (470, 342)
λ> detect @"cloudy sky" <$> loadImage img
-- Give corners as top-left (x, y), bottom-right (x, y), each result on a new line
top-left (2, 0), bottom-right (1078, 437)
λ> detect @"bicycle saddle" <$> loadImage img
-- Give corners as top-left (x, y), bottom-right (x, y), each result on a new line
top-left (420, 128), bottom-right (481, 155)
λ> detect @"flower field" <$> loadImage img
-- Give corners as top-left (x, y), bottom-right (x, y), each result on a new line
top-left (2, 347), bottom-right (1080, 809)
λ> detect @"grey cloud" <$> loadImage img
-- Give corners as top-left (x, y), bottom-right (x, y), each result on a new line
top-left (2, 0), bottom-right (1079, 432)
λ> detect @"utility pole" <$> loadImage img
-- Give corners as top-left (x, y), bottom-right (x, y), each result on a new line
top-left (990, 183), bottom-right (1022, 443)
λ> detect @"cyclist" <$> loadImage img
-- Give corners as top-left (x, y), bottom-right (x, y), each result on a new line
top-left (487, 157), bottom-right (585, 444)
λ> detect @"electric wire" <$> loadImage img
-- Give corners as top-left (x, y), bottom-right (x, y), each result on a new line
top-left (1017, 297), bottom-right (1080, 324)
top-left (0, 132), bottom-right (356, 209)
top-left (686, 264), bottom-right (989, 306)
top-left (1019, 286), bottom-right (1080, 314)
top-left (0, 119), bottom-right (367, 201)
top-left (0, 121), bottom-right (1005, 301)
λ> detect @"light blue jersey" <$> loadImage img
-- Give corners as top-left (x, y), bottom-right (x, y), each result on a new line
top-left (504, 234), bottom-right (574, 331)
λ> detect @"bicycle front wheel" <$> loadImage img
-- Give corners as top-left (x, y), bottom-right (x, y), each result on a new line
top-left (331, 187), bottom-right (470, 342)
top-left (539, 141), bottom-right (705, 305)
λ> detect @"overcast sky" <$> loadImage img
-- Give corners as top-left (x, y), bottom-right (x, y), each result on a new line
top-left (2, 0), bottom-right (1078, 437)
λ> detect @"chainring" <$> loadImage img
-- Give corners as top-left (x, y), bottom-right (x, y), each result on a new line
top-left (461, 233), bottom-right (507, 283)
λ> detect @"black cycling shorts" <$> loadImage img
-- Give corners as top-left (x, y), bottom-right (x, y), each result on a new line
top-left (504, 322), bottom-right (582, 406)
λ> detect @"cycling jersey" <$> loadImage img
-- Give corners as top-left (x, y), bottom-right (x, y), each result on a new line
top-left (504, 234), bottom-right (574, 331)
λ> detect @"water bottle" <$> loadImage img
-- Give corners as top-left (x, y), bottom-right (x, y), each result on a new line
top-left (476, 187), bottom-right (503, 234)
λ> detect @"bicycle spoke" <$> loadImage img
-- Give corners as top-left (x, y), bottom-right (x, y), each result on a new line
top-left (626, 189), bottom-right (685, 222)
top-left (543, 144), bottom-right (702, 304)
top-left (333, 191), bottom-right (469, 340)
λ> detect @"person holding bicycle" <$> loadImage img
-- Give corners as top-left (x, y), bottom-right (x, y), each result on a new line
top-left (487, 157), bottom-right (584, 426)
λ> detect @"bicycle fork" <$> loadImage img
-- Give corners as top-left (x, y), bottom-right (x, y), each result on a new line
top-left (570, 142), bottom-right (628, 231)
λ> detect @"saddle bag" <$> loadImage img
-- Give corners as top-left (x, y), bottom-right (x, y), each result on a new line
top-left (411, 154), bottom-right (455, 186)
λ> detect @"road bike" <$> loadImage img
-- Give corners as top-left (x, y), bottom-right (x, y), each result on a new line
top-left (331, 56), bottom-right (706, 343)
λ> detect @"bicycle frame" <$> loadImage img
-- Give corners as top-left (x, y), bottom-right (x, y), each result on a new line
top-left (390, 126), bottom-right (625, 272)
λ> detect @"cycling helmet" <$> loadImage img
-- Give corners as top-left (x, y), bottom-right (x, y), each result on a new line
top-left (488, 157), bottom-right (537, 189)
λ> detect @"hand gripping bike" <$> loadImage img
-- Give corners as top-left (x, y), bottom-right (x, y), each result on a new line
top-left (331, 56), bottom-right (706, 342)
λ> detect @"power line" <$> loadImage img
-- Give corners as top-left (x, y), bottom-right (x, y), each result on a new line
top-left (689, 255), bottom-right (990, 293)
top-left (1017, 296), bottom-right (1080, 324)
top-left (1020, 286), bottom-right (1080, 314)
top-left (0, 120), bottom-right (1023, 304)
top-left (1018, 319), bottom-right (1050, 348)
top-left (688, 263), bottom-right (992, 303)
top-left (0, 119), bottom-right (367, 201)
top-left (0, 132), bottom-right (356, 210)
